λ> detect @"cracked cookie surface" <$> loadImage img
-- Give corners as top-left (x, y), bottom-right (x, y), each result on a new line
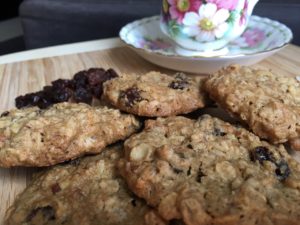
top-left (5, 145), bottom-right (166, 225)
top-left (0, 102), bottom-right (141, 167)
top-left (119, 115), bottom-right (300, 225)
top-left (204, 65), bottom-right (300, 150)
top-left (102, 71), bottom-right (205, 117)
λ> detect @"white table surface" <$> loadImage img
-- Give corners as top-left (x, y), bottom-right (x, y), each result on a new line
top-left (0, 37), bottom-right (124, 65)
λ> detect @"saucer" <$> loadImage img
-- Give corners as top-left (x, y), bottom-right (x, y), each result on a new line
top-left (119, 15), bottom-right (292, 74)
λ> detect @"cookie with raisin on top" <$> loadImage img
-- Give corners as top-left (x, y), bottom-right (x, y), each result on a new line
top-left (5, 144), bottom-right (166, 225)
top-left (0, 102), bottom-right (141, 167)
top-left (102, 71), bottom-right (206, 117)
top-left (119, 115), bottom-right (300, 225)
top-left (204, 65), bottom-right (300, 151)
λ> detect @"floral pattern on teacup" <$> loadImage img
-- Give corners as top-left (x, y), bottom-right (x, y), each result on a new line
top-left (167, 0), bottom-right (201, 23)
top-left (162, 0), bottom-right (253, 42)
top-left (135, 15), bottom-right (288, 55)
top-left (182, 3), bottom-right (230, 41)
top-left (207, 0), bottom-right (239, 10)
top-left (239, 0), bottom-right (248, 25)
top-left (137, 37), bottom-right (173, 51)
top-left (123, 15), bottom-right (291, 57)
top-left (232, 27), bottom-right (266, 48)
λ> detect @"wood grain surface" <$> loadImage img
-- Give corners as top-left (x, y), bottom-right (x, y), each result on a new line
top-left (0, 45), bottom-right (300, 224)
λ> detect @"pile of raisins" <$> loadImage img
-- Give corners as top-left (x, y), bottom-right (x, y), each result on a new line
top-left (15, 68), bottom-right (118, 109)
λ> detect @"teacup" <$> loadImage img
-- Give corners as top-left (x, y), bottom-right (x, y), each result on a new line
top-left (160, 0), bottom-right (259, 52)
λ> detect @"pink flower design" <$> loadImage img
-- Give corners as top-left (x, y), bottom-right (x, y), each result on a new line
top-left (233, 28), bottom-right (266, 48)
top-left (207, 0), bottom-right (239, 10)
top-left (168, 0), bottom-right (201, 23)
top-left (138, 38), bottom-right (172, 51)
top-left (242, 28), bottom-right (265, 47)
top-left (240, 0), bottom-right (248, 25)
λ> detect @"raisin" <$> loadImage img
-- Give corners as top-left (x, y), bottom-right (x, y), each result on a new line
top-left (187, 166), bottom-right (192, 176)
top-left (131, 199), bottom-right (137, 207)
top-left (85, 68), bottom-right (118, 96)
top-left (15, 95), bottom-right (28, 108)
top-left (169, 80), bottom-right (189, 90)
top-left (187, 144), bottom-right (193, 149)
top-left (40, 132), bottom-right (45, 142)
top-left (170, 220), bottom-right (182, 225)
top-left (27, 94), bottom-right (40, 106)
top-left (29, 91), bottom-right (52, 109)
top-left (16, 94), bottom-right (37, 108)
top-left (119, 87), bottom-right (143, 107)
top-left (250, 146), bottom-right (275, 164)
top-left (42, 85), bottom-right (53, 93)
top-left (73, 71), bottom-right (88, 88)
top-left (86, 68), bottom-right (106, 86)
top-left (51, 183), bottom-right (61, 194)
top-left (173, 167), bottom-right (183, 174)
top-left (105, 68), bottom-right (119, 79)
top-left (0, 111), bottom-right (9, 117)
top-left (15, 91), bottom-right (53, 109)
top-left (169, 73), bottom-right (189, 90)
top-left (51, 88), bottom-right (73, 103)
top-left (26, 206), bottom-right (56, 222)
top-left (34, 94), bottom-right (45, 104)
top-left (250, 147), bottom-right (290, 181)
top-left (74, 87), bottom-right (92, 104)
top-left (91, 85), bottom-right (103, 99)
top-left (275, 160), bottom-right (291, 181)
top-left (43, 83), bottom-right (73, 104)
top-left (36, 96), bottom-right (52, 109)
top-left (52, 79), bottom-right (74, 90)
top-left (213, 128), bottom-right (227, 136)
top-left (196, 168), bottom-right (205, 183)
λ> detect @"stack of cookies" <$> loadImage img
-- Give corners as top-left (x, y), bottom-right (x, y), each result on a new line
top-left (1, 65), bottom-right (300, 225)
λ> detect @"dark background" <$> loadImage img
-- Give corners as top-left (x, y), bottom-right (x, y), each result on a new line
top-left (0, 0), bottom-right (300, 55)
top-left (0, 0), bottom-right (23, 20)
top-left (1, 0), bottom-right (298, 20)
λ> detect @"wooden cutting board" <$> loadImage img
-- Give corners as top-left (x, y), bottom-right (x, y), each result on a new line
top-left (0, 45), bottom-right (300, 224)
